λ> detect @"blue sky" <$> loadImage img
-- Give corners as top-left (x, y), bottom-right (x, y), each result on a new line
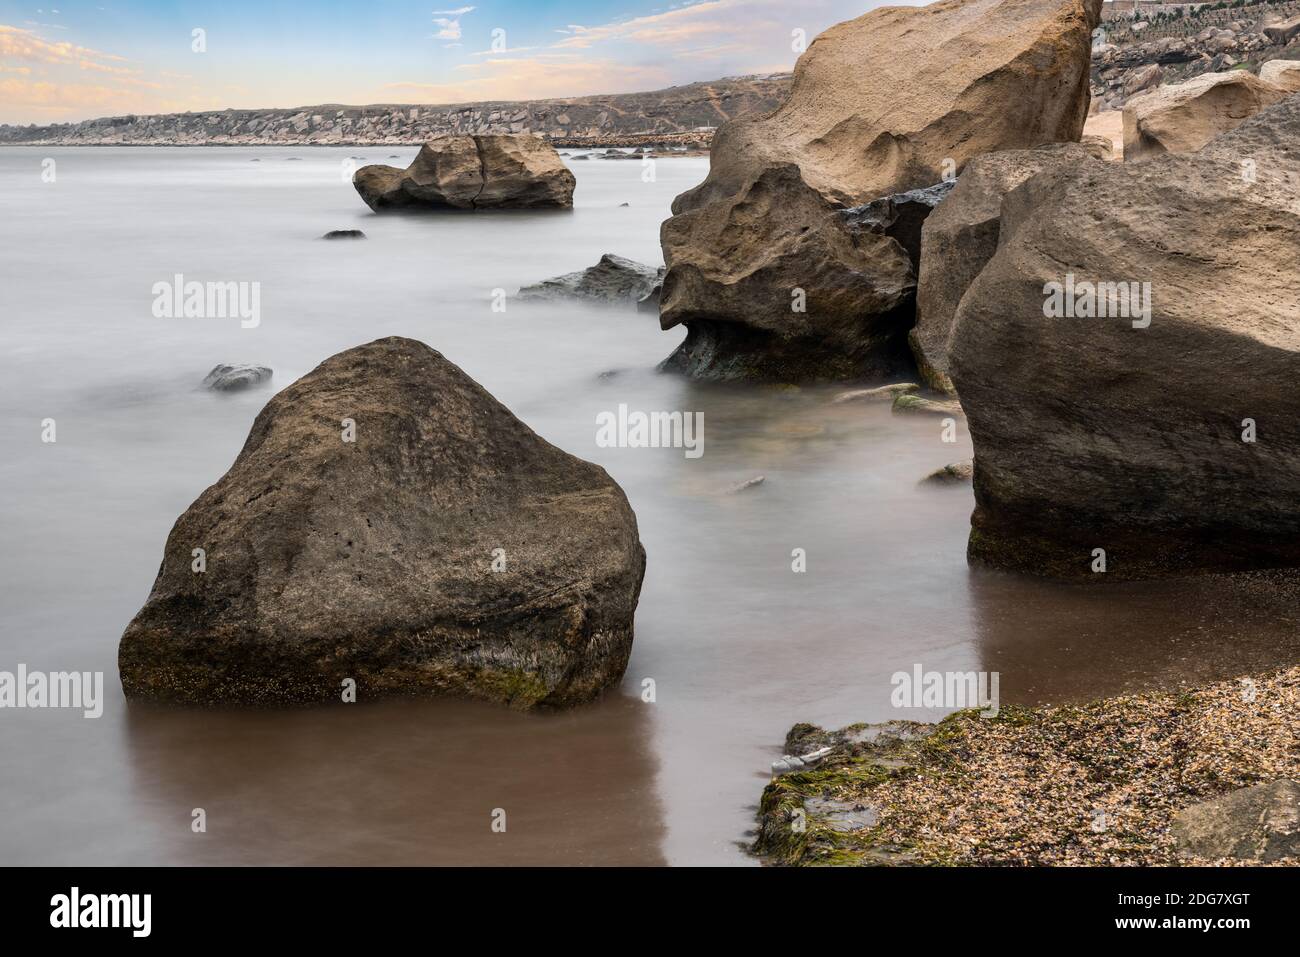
top-left (0, 0), bottom-right (897, 123)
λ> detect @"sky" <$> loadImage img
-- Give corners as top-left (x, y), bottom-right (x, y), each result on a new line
top-left (0, 0), bottom-right (898, 124)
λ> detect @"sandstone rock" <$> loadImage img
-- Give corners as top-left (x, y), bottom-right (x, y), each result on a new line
top-left (353, 134), bottom-right (574, 211)
top-left (1123, 71), bottom-right (1287, 162)
top-left (911, 142), bottom-right (1107, 393)
top-left (121, 337), bottom-right (646, 708)
top-left (948, 96), bottom-right (1300, 579)
top-left (1259, 59), bottom-right (1300, 94)
top-left (659, 164), bottom-right (916, 381)
top-left (1173, 781), bottom-right (1300, 863)
top-left (831, 382), bottom-right (919, 404)
top-left (1264, 14), bottom-right (1300, 46)
top-left (518, 254), bottom-right (664, 307)
top-left (202, 364), bottom-right (272, 392)
top-left (658, 0), bottom-right (1102, 381)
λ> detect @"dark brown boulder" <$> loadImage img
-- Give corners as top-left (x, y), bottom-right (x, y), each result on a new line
top-left (120, 337), bottom-right (645, 708)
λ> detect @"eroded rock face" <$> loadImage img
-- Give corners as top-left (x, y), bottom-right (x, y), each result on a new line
top-left (518, 254), bottom-right (664, 308)
top-left (659, 164), bottom-right (916, 381)
top-left (948, 96), bottom-right (1300, 579)
top-left (1122, 71), bottom-right (1287, 162)
top-left (658, 0), bottom-right (1103, 381)
top-left (912, 142), bottom-right (1106, 393)
top-left (353, 134), bottom-right (575, 211)
top-left (120, 337), bottom-right (645, 708)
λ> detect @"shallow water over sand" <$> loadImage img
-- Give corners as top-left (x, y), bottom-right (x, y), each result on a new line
top-left (3, 146), bottom-right (1299, 865)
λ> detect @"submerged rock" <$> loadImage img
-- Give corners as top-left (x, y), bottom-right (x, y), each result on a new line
top-left (726, 475), bottom-right (766, 494)
top-left (1173, 780), bottom-right (1300, 863)
top-left (518, 254), bottom-right (664, 308)
top-left (1122, 71), bottom-right (1287, 162)
top-left (202, 364), bottom-right (272, 392)
top-left (949, 96), bottom-right (1300, 579)
top-left (920, 460), bottom-right (974, 485)
top-left (121, 337), bottom-right (646, 708)
top-left (353, 134), bottom-right (575, 211)
top-left (321, 229), bottom-right (366, 240)
top-left (658, 0), bottom-right (1102, 381)
top-left (832, 382), bottom-right (919, 404)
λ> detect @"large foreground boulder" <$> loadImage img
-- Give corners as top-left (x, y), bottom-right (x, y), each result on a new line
top-left (119, 337), bottom-right (645, 708)
top-left (354, 134), bottom-right (575, 211)
top-left (949, 96), bottom-right (1300, 579)
top-left (658, 0), bottom-right (1102, 381)
top-left (1122, 71), bottom-right (1287, 162)
top-left (912, 142), bottom-right (1106, 393)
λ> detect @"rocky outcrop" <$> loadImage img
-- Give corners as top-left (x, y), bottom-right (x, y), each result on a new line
top-left (1173, 780), bottom-right (1300, 863)
top-left (1122, 70), bottom-right (1288, 162)
top-left (1260, 58), bottom-right (1300, 92)
top-left (911, 142), bottom-right (1107, 393)
top-left (202, 364), bottom-right (272, 392)
top-left (1263, 12), bottom-right (1300, 46)
top-left (518, 254), bottom-right (664, 308)
top-left (353, 134), bottom-right (575, 211)
top-left (120, 337), bottom-right (646, 708)
top-left (658, 0), bottom-right (1103, 381)
top-left (1091, 3), bottom-right (1300, 112)
top-left (948, 95), bottom-right (1300, 579)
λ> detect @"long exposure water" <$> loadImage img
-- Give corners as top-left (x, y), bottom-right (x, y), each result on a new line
top-left (3, 146), bottom-right (1300, 865)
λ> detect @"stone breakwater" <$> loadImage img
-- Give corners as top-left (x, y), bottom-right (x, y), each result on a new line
top-left (0, 74), bottom-right (789, 147)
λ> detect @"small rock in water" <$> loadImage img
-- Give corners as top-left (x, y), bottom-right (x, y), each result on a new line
top-left (619, 202), bottom-right (630, 207)
top-left (202, 364), bottom-right (272, 393)
top-left (920, 460), bottom-right (973, 485)
top-left (727, 475), bottom-right (765, 494)
top-left (833, 382), bottom-right (919, 404)
top-left (892, 394), bottom-right (963, 417)
top-left (518, 253), bottom-right (664, 307)
top-left (322, 229), bottom-right (366, 240)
